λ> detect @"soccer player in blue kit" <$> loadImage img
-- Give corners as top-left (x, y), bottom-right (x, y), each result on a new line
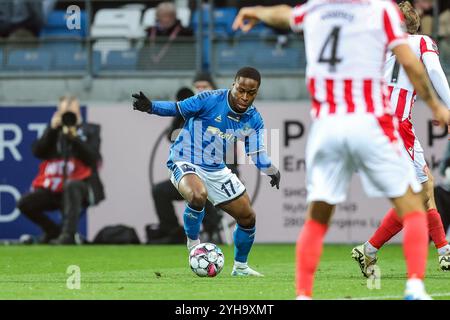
top-left (132, 67), bottom-right (281, 276)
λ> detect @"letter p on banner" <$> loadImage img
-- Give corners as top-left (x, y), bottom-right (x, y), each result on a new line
top-left (66, 265), bottom-right (81, 289)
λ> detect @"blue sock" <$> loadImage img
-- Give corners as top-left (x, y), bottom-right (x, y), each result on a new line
top-left (183, 204), bottom-right (205, 240)
top-left (233, 224), bottom-right (256, 263)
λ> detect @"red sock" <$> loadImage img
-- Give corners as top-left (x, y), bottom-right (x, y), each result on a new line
top-left (368, 208), bottom-right (403, 249)
top-left (296, 219), bottom-right (328, 297)
top-left (427, 208), bottom-right (449, 249)
top-left (403, 211), bottom-right (428, 279)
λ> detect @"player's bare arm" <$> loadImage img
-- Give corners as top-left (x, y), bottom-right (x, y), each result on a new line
top-left (392, 44), bottom-right (449, 127)
top-left (232, 5), bottom-right (292, 32)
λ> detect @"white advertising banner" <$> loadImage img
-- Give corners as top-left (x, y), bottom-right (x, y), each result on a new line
top-left (88, 101), bottom-right (449, 243)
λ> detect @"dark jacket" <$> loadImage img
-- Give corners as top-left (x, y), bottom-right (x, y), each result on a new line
top-left (32, 123), bottom-right (105, 205)
top-left (146, 19), bottom-right (193, 38)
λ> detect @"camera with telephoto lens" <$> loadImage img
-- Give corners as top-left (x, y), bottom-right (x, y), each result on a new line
top-left (61, 111), bottom-right (77, 127)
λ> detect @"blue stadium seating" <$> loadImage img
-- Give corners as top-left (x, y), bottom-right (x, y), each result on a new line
top-left (104, 50), bottom-right (138, 70)
top-left (0, 49), bottom-right (3, 70)
top-left (6, 50), bottom-right (52, 71)
top-left (53, 50), bottom-right (101, 73)
top-left (40, 10), bottom-right (87, 38)
top-left (214, 41), bottom-right (254, 70)
top-left (191, 7), bottom-right (238, 38)
top-left (253, 45), bottom-right (302, 70)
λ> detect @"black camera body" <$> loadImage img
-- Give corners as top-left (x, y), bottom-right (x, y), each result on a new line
top-left (61, 111), bottom-right (77, 127)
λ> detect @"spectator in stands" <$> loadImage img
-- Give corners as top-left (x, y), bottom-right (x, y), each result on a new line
top-left (147, 72), bottom-right (236, 245)
top-left (17, 96), bottom-right (105, 244)
top-left (139, 2), bottom-right (193, 69)
top-left (434, 140), bottom-right (450, 237)
top-left (145, 2), bottom-right (193, 38)
top-left (0, 0), bottom-right (56, 38)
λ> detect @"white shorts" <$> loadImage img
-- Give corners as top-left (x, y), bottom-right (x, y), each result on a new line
top-left (306, 114), bottom-right (422, 205)
top-left (169, 161), bottom-right (246, 206)
top-left (398, 120), bottom-right (429, 184)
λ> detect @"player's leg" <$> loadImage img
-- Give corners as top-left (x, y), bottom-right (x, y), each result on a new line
top-left (421, 172), bottom-right (450, 270)
top-left (390, 187), bottom-right (431, 300)
top-left (217, 192), bottom-right (262, 277)
top-left (177, 173), bottom-right (208, 250)
top-left (17, 188), bottom-right (62, 243)
top-left (296, 201), bottom-right (334, 299)
top-left (351, 114), bottom-right (430, 299)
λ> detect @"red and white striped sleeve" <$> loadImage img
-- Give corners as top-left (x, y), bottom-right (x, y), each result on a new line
top-left (382, 1), bottom-right (408, 50)
top-left (420, 35), bottom-right (439, 59)
top-left (290, 4), bottom-right (307, 32)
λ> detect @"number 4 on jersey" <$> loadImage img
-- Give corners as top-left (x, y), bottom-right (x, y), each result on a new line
top-left (318, 26), bottom-right (342, 72)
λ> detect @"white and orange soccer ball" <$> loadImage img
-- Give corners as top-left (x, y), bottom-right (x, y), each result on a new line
top-left (189, 243), bottom-right (224, 277)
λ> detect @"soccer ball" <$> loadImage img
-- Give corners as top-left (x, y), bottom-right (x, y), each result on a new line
top-left (189, 243), bottom-right (224, 277)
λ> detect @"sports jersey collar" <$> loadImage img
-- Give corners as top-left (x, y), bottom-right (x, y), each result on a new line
top-left (226, 90), bottom-right (254, 116)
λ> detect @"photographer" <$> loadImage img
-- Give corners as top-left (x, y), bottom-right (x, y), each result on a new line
top-left (17, 96), bottom-right (105, 244)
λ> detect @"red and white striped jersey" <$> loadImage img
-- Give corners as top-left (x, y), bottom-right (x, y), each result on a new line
top-left (291, 0), bottom-right (407, 119)
top-left (384, 35), bottom-right (446, 121)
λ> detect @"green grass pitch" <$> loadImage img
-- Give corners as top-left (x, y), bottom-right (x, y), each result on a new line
top-left (0, 244), bottom-right (449, 300)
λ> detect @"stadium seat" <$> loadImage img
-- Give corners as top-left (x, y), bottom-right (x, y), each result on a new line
top-left (91, 8), bottom-right (144, 63)
top-left (177, 7), bottom-right (191, 28)
top-left (92, 8), bottom-right (144, 39)
top-left (142, 8), bottom-right (156, 30)
top-left (6, 50), bottom-right (52, 71)
top-left (40, 10), bottom-right (87, 38)
top-left (191, 7), bottom-right (237, 37)
top-left (214, 41), bottom-right (253, 70)
top-left (253, 45), bottom-right (302, 69)
top-left (53, 50), bottom-right (101, 73)
top-left (104, 50), bottom-right (138, 70)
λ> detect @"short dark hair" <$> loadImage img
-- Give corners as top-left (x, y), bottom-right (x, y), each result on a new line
top-left (176, 87), bottom-right (194, 101)
top-left (193, 72), bottom-right (217, 89)
top-left (235, 67), bottom-right (261, 86)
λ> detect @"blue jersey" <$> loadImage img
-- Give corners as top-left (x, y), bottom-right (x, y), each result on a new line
top-left (167, 89), bottom-right (267, 171)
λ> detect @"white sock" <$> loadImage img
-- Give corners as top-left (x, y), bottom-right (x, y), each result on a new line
top-left (296, 295), bottom-right (312, 300)
top-left (438, 244), bottom-right (450, 256)
top-left (234, 260), bottom-right (248, 269)
top-left (364, 241), bottom-right (378, 257)
top-left (187, 237), bottom-right (200, 250)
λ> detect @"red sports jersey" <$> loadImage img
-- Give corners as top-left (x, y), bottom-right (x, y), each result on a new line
top-left (32, 158), bottom-right (92, 192)
top-left (291, 0), bottom-right (407, 119)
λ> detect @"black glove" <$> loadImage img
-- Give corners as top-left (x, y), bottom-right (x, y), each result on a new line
top-left (132, 91), bottom-right (152, 113)
top-left (269, 170), bottom-right (281, 189)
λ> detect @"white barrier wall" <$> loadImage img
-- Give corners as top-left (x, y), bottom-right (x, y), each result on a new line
top-left (88, 101), bottom-right (449, 243)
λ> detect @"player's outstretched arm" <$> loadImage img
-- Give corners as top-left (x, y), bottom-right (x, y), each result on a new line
top-left (392, 44), bottom-right (450, 127)
top-left (132, 91), bottom-right (179, 117)
top-left (232, 5), bottom-right (292, 33)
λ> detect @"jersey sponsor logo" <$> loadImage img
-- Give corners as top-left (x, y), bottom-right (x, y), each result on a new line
top-left (206, 126), bottom-right (235, 141)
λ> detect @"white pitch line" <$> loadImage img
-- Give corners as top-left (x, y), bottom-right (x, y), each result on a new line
top-left (335, 292), bottom-right (450, 300)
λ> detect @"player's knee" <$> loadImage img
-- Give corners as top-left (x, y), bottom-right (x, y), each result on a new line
top-left (188, 189), bottom-right (208, 209)
top-left (237, 209), bottom-right (256, 228)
